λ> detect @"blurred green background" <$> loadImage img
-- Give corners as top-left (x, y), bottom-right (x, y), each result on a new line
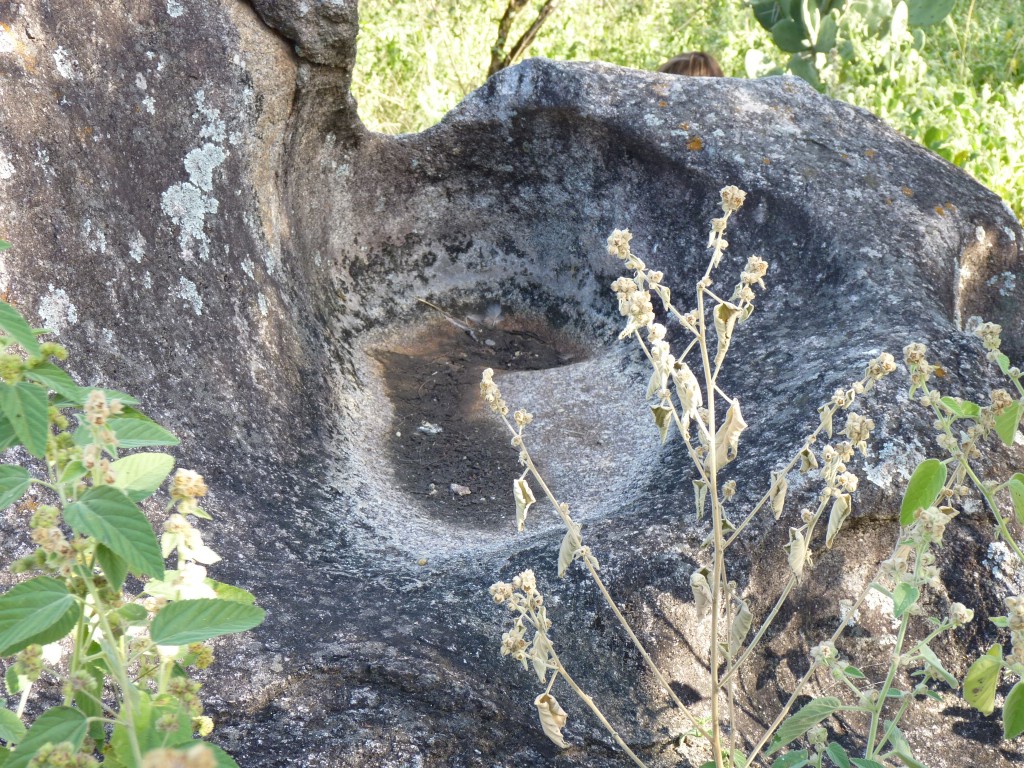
top-left (352, 0), bottom-right (1023, 219)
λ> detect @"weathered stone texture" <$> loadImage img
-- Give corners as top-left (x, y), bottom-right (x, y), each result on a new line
top-left (1, 1), bottom-right (1023, 766)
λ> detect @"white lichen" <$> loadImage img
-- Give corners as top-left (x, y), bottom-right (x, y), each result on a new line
top-left (38, 285), bottom-right (78, 332)
top-left (177, 277), bottom-right (203, 316)
top-left (129, 232), bottom-right (146, 263)
top-left (52, 47), bottom-right (74, 79)
top-left (167, 0), bottom-right (185, 17)
top-left (0, 151), bottom-right (14, 180)
top-left (183, 144), bottom-right (227, 193)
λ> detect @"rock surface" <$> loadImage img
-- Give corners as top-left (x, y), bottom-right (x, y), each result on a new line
top-left (1, 1), bottom-right (1023, 766)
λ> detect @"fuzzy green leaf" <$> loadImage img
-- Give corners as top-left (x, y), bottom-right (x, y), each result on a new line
top-left (900, 459), bottom-right (947, 526)
top-left (0, 577), bottom-right (80, 657)
top-left (1009, 474), bottom-right (1024, 525)
top-left (64, 486), bottom-right (164, 578)
top-left (917, 644), bottom-right (958, 688)
top-left (1004, 680), bottom-right (1024, 739)
top-left (0, 709), bottom-right (26, 745)
top-left (22, 362), bottom-right (81, 400)
top-left (208, 580), bottom-right (257, 605)
top-left (5, 707), bottom-right (87, 768)
top-left (650, 404), bottom-right (673, 444)
top-left (994, 352), bottom-right (1013, 375)
top-left (767, 697), bottom-right (842, 754)
top-left (106, 418), bottom-right (179, 448)
top-left (0, 241), bottom-right (10, 252)
top-left (995, 402), bottom-right (1024, 447)
top-left (0, 382), bottom-right (49, 458)
top-left (939, 396), bottom-right (981, 420)
top-left (825, 742), bottom-right (850, 768)
top-left (892, 582), bottom-right (919, 619)
top-left (110, 452), bottom-right (174, 502)
top-left (770, 750), bottom-right (809, 768)
top-left (168, 742), bottom-right (240, 768)
top-left (963, 645), bottom-right (1003, 716)
top-left (850, 760), bottom-right (886, 768)
top-left (0, 302), bottom-right (40, 356)
top-left (150, 599), bottom-right (265, 646)
top-left (58, 460), bottom-right (87, 487)
top-left (0, 466), bottom-right (29, 510)
top-left (0, 414), bottom-right (17, 451)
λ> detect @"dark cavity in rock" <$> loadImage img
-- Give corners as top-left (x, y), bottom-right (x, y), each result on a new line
top-left (371, 309), bottom-right (588, 529)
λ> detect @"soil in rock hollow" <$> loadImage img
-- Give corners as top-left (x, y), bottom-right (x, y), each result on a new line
top-left (372, 309), bottom-right (590, 530)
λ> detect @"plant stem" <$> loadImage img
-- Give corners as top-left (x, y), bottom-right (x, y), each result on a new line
top-left (697, 280), bottom-right (727, 768)
top-left (556, 664), bottom-right (651, 768)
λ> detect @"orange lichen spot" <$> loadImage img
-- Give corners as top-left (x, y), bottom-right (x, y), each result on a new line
top-left (865, 149), bottom-right (877, 159)
top-left (687, 136), bottom-right (703, 152)
top-left (901, 186), bottom-right (914, 197)
top-left (933, 364), bottom-right (947, 378)
top-left (840, 152), bottom-right (850, 160)
top-left (678, 122), bottom-right (689, 131)
top-left (945, 202), bottom-right (957, 211)
top-left (884, 198), bottom-right (893, 205)
top-left (762, 157), bottom-right (772, 165)
top-left (934, 205), bottom-right (946, 217)
top-left (658, 100), bottom-right (668, 108)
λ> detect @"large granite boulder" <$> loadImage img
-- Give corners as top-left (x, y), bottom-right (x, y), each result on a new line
top-left (0, 1), bottom-right (1022, 766)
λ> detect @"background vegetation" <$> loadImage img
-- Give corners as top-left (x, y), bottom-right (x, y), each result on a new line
top-left (352, 0), bottom-right (1023, 219)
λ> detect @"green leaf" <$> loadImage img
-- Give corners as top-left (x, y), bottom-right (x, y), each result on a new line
top-left (95, 543), bottom-right (128, 592)
top-left (0, 302), bottom-right (40, 356)
top-left (1009, 474), bottom-right (1024, 525)
top-left (110, 691), bottom-right (191, 762)
top-left (58, 460), bottom-right (87, 487)
top-left (150, 599), bottom-right (265, 646)
top-left (767, 697), bottom-right (843, 754)
top-left (0, 709), bottom-right (26, 745)
top-left (994, 352), bottom-right (1013, 375)
top-left (886, 722), bottom-right (926, 766)
top-left (4, 666), bottom-right (24, 696)
top-left (892, 582), bottom-right (919, 618)
top-left (0, 241), bottom-right (10, 252)
top-left (107, 418), bottom-right (179, 449)
top-left (826, 742), bottom-right (850, 768)
top-left (906, 0), bottom-right (954, 26)
top-left (842, 665), bottom-right (866, 679)
top-left (0, 577), bottom-right (80, 657)
top-left (0, 466), bottom-right (29, 510)
top-left (995, 402), bottom-right (1023, 447)
top-left (0, 382), bottom-right (49, 458)
top-left (992, 616), bottom-right (1010, 628)
top-left (939, 396), bottom-right (981, 419)
top-left (0, 414), bottom-right (18, 451)
top-left (110, 452), bottom-right (174, 502)
top-left (772, 18), bottom-right (810, 52)
top-left (900, 459), bottom-right (947, 526)
top-left (6, 707), bottom-right (87, 768)
top-left (207, 579), bottom-right (257, 605)
top-left (917, 644), bottom-right (958, 688)
top-left (1004, 680), bottom-right (1024, 739)
top-left (771, 751), bottom-right (809, 768)
top-left (850, 760), bottom-right (886, 768)
top-left (168, 742), bottom-right (241, 768)
top-left (22, 362), bottom-right (81, 400)
top-left (110, 603), bottom-right (148, 625)
top-left (963, 646), bottom-right (1003, 716)
top-left (63, 486), bottom-right (164, 578)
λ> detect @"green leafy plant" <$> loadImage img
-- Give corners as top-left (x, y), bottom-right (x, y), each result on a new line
top-left (0, 288), bottom-right (263, 767)
top-left (481, 188), bottom-right (1012, 767)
